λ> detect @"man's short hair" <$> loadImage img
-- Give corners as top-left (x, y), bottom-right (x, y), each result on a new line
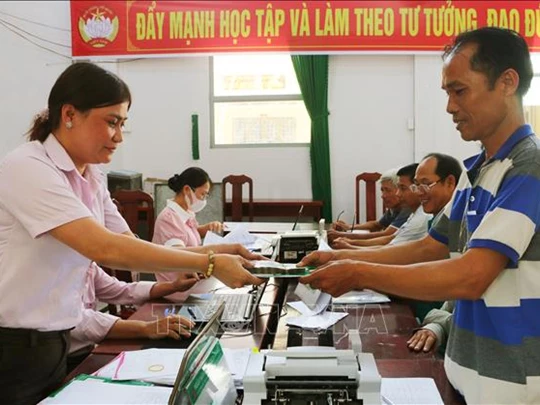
top-left (396, 163), bottom-right (419, 182)
top-left (380, 169), bottom-right (399, 187)
top-left (442, 27), bottom-right (533, 98)
top-left (422, 153), bottom-right (463, 182)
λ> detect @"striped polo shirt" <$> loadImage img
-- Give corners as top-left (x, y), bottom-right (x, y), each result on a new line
top-left (429, 124), bottom-right (540, 404)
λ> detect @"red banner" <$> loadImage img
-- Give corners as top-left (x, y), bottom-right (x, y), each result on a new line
top-left (71, 1), bottom-right (540, 58)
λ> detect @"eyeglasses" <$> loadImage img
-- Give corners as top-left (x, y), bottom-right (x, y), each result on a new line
top-left (409, 180), bottom-right (442, 194)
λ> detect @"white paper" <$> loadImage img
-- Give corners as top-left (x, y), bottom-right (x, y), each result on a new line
top-left (112, 349), bottom-right (186, 381)
top-left (381, 378), bottom-right (443, 405)
top-left (223, 348), bottom-right (252, 388)
top-left (203, 231), bottom-right (225, 245)
top-left (286, 311), bottom-right (348, 330)
top-left (294, 283), bottom-right (331, 313)
top-left (333, 289), bottom-right (391, 305)
top-left (95, 348), bottom-right (248, 387)
top-left (318, 239), bottom-right (332, 251)
top-left (41, 379), bottom-right (172, 404)
top-left (223, 224), bottom-right (257, 245)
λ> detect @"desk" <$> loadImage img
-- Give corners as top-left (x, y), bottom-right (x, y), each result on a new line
top-left (66, 278), bottom-right (464, 404)
top-left (271, 280), bottom-right (464, 404)
top-left (224, 199), bottom-right (323, 221)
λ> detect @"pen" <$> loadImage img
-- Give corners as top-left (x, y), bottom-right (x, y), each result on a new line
top-left (350, 213), bottom-right (356, 232)
top-left (187, 307), bottom-right (197, 320)
top-left (381, 395), bottom-right (395, 405)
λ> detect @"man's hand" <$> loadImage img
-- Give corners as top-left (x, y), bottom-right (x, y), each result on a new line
top-left (144, 315), bottom-right (194, 340)
top-left (299, 259), bottom-right (361, 297)
top-left (327, 229), bottom-right (350, 243)
top-left (332, 237), bottom-right (355, 250)
top-left (407, 329), bottom-right (438, 352)
top-left (172, 272), bottom-right (199, 292)
top-left (331, 220), bottom-right (351, 231)
top-left (297, 251), bottom-right (337, 267)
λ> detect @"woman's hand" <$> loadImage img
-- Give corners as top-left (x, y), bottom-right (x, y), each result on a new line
top-left (144, 315), bottom-right (194, 340)
top-left (233, 244), bottom-right (268, 261)
top-left (212, 254), bottom-right (263, 288)
top-left (201, 221), bottom-right (223, 235)
top-left (172, 272), bottom-right (200, 292)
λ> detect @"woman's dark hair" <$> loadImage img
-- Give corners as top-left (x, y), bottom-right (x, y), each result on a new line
top-left (27, 62), bottom-right (132, 142)
top-left (168, 167), bottom-right (212, 194)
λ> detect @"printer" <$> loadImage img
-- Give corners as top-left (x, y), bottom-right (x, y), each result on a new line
top-left (243, 331), bottom-right (381, 404)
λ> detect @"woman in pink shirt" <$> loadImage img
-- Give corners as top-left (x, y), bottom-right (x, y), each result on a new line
top-left (153, 168), bottom-right (223, 285)
top-left (0, 63), bottom-right (261, 405)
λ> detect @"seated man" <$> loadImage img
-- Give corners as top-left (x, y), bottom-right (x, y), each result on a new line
top-left (329, 169), bottom-right (411, 243)
top-left (334, 154), bottom-right (462, 249)
top-left (407, 301), bottom-right (454, 353)
top-left (68, 262), bottom-right (198, 369)
top-left (333, 163), bottom-right (431, 249)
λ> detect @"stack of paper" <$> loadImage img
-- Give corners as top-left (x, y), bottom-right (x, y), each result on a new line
top-left (40, 376), bottom-right (172, 404)
top-left (94, 347), bottom-right (251, 388)
top-left (381, 378), bottom-right (444, 404)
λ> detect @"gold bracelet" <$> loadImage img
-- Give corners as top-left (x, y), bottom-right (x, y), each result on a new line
top-left (205, 250), bottom-right (215, 278)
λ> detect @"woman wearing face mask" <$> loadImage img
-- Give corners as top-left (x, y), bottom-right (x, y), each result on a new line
top-left (152, 167), bottom-right (259, 288)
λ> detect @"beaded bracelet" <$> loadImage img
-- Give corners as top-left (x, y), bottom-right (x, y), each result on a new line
top-left (205, 250), bottom-right (215, 278)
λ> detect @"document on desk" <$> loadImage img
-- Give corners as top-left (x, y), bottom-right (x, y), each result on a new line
top-left (332, 289), bottom-right (391, 305)
top-left (94, 348), bottom-right (185, 385)
top-left (94, 347), bottom-right (251, 388)
top-left (41, 378), bottom-right (172, 404)
top-left (381, 378), bottom-right (443, 404)
top-left (286, 311), bottom-right (348, 330)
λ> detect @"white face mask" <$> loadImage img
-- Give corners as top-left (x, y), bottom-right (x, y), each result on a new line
top-left (189, 189), bottom-right (207, 213)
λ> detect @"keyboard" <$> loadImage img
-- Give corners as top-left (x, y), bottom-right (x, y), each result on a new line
top-left (204, 293), bottom-right (253, 322)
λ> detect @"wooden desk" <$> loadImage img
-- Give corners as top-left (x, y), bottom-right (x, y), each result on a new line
top-left (224, 199), bottom-right (323, 221)
top-left (93, 278), bottom-right (286, 355)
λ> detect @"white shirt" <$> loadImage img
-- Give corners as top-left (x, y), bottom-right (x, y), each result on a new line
top-left (389, 205), bottom-right (432, 245)
top-left (0, 135), bottom-right (129, 331)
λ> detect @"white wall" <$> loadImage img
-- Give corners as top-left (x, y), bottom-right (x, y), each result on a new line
top-left (0, 1), bottom-right (482, 221)
top-left (0, 1), bottom-right (71, 156)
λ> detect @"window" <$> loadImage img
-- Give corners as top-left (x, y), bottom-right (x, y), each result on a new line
top-left (211, 54), bottom-right (310, 146)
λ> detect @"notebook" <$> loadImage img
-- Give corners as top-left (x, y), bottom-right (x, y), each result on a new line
top-left (173, 282), bottom-right (268, 326)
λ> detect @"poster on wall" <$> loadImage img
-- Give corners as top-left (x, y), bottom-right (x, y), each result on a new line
top-left (71, 0), bottom-right (540, 58)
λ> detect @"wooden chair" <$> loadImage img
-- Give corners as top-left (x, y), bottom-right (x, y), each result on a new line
top-left (355, 172), bottom-right (381, 223)
top-left (222, 174), bottom-right (254, 222)
top-left (111, 190), bottom-right (155, 241)
top-left (108, 191), bottom-right (155, 318)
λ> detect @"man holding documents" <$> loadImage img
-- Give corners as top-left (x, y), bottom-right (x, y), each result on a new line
top-left (300, 27), bottom-right (540, 404)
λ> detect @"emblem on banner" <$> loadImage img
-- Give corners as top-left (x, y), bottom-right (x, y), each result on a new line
top-left (78, 6), bottom-right (119, 48)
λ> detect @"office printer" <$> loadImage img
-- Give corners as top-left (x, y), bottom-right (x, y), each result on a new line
top-left (243, 332), bottom-right (381, 404)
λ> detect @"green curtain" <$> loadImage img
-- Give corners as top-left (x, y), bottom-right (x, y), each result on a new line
top-left (291, 55), bottom-right (332, 221)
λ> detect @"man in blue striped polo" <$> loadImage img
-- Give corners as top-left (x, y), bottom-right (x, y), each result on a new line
top-left (300, 27), bottom-right (540, 404)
